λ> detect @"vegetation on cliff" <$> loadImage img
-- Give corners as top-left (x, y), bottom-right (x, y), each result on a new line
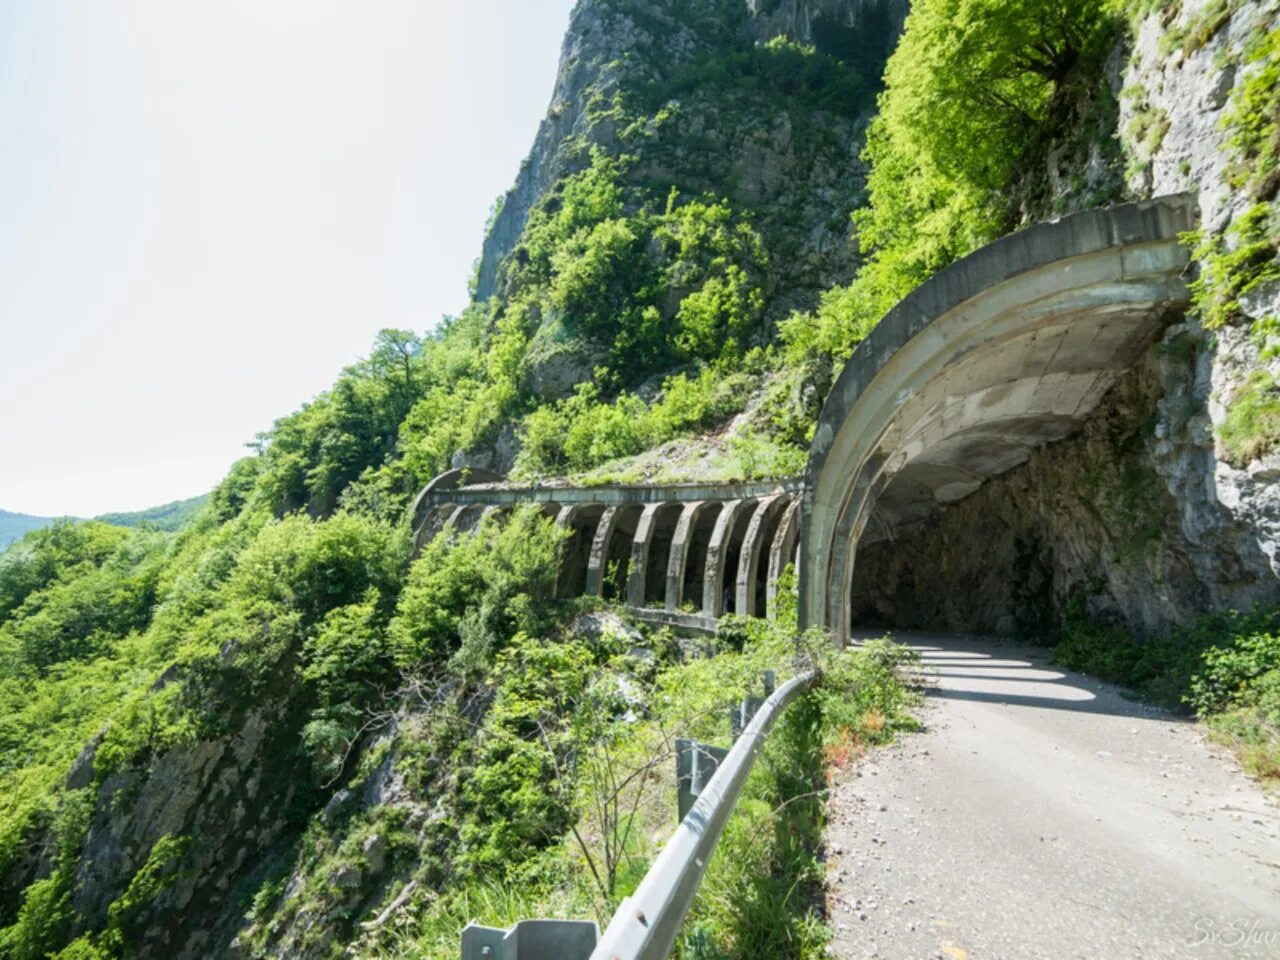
top-left (2, 0), bottom-right (1279, 956)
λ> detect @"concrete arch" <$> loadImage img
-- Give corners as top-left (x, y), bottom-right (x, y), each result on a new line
top-left (735, 495), bottom-right (791, 619)
top-left (451, 504), bottom-right (487, 533)
top-left (409, 467), bottom-right (503, 541)
top-left (665, 502), bottom-right (715, 611)
top-left (626, 502), bottom-right (682, 607)
top-left (701, 499), bottom-right (758, 617)
top-left (766, 498), bottom-right (803, 621)
top-left (476, 505), bottom-right (504, 529)
top-left (413, 504), bottom-right (452, 551)
top-left (586, 504), bottom-right (644, 599)
top-left (800, 196), bottom-right (1197, 642)
top-left (554, 504), bottom-right (604, 599)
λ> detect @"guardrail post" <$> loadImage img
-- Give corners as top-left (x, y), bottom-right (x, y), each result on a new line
top-left (676, 738), bottom-right (728, 820)
top-left (729, 696), bottom-right (763, 738)
top-left (729, 673), bottom-right (776, 738)
top-left (461, 919), bottom-right (599, 960)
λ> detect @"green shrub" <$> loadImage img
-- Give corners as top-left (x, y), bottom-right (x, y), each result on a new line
top-left (639, 35), bottom-right (869, 121)
top-left (1056, 604), bottom-right (1280, 782)
top-left (1206, 668), bottom-right (1280, 780)
top-left (388, 507), bottom-right (565, 670)
top-left (512, 367), bottom-right (758, 480)
top-left (786, 0), bottom-right (1122, 361)
top-left (1187, 624), bottom-right (1280, 714)
top-left (1219, 370), bottom-right (1280, 467)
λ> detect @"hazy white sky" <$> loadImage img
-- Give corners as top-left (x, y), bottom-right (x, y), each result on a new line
top-left (0, 0), bottom-right (575, 517)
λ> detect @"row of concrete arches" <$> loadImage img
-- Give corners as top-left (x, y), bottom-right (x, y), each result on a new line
top-left (414, 478), bottom-right (803, 629)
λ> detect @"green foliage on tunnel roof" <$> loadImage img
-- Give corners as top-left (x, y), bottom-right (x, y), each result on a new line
top-left (782, 0), bottom-right (1127, 364)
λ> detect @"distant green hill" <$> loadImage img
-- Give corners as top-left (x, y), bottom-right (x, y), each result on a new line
top-left (0, 510), bottom-right (64, 551)
top-left (97, 494), bottom-right (209, 532)
top-left (0, 494), bottom-right (209, 553)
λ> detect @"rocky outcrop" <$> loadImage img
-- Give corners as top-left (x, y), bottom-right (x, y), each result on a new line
top-left (1120, 0), bottom-right (1280, 584)
top-left (747, 0), bottom-right (908, 71)
top-left (474, 0), bottom-right (903, 303)
top-left (55, 695), bottom-right (316, 959)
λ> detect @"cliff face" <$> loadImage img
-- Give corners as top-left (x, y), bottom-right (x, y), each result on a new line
top-left (0, 7), bottom-right (907, 959)
top-left (1120, 0), bottom-right (1280, 598)
top-left (475, 0), bottom-right (903, 304)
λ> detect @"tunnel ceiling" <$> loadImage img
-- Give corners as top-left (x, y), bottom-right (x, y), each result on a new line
top-left (861, 298), bottom-right (1179, 543)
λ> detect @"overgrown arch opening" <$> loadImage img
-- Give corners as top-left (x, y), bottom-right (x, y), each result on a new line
top-left (678, 503), bottom-right (724, 613)
top-left (555, 503), bottom-right (605, 599)
top-left (601, 504), bottom-right (644, 602)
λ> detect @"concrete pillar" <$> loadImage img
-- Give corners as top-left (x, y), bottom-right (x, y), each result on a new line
top-left (665, 501), bottom-right (708, 611)
top-left (701, 499), bottom-right (753, 617)
top-left (551, 505), bottom-right (576, 599)
top-left (413, 504), bottom-right (449, 552)
top-left (585, 506), bottom-right (621, 597)
top-left (408, 466), bottom-right (503, 539)
top-left (441, 504), bottom-right (468, 531)
top-left (735, 495), bottom-right (787, 619)
top-left (625, 503), bottom-right (665, 607)
top-left (553, 504), bottom-right (612, 600)
top-left (766, 499), bottom-right (802, 621)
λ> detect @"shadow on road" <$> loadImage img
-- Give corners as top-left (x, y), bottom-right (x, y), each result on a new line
top-left (851, 629), bottom-right (1181, 721)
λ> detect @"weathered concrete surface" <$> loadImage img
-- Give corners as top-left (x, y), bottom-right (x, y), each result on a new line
top-left (766, 498), bottom-right (802, 618)
top-left (735, 494), bottom-right (787, 618)
top-left (585, 505), bottom-right (623, 598)
top-left (666, 501), bottom-right (712, 611)
top-left (826, 632), bottom-right (1280, 960)
top-left (847, 347), bottom-right (1266, 639)
top-left (415, 476), bottom-right (799, 509)
top-left (801, 197), bottom-right (1198, 639)
top-left (702, 498), bottom-right (755, 617)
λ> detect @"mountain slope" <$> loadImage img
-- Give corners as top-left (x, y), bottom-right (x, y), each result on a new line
top-left (97, 495), bottom-right (209, 533)
top-left (0, 1), bottom-right (1277, 958)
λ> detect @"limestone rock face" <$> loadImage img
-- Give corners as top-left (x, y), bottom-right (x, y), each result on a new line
top-left (746, 0), bottom-right (908, 70)
top-left (1120, 0), bottom-right (1280, 588)
top-left (474, 0), bottom-right (897, 304)
top-left (60, 702), bottom-right (310, 960)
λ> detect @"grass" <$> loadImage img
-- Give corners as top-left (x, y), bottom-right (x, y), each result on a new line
top-left (1219, 370), bottom-right (1280, 466)
top-left (675, 636), bottom-right (920, 959)
top-left (1159, 0), bottom-right (1234, 57)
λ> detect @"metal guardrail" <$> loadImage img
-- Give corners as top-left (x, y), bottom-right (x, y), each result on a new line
top-left (461, 668), bottom-right (818, 960)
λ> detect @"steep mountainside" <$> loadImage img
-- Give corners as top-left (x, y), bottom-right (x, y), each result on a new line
top-left (0, 2), bottom-right (1277, 959)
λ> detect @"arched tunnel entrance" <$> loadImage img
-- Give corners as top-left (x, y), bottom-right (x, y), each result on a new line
top-left (799, 197), bottom-right (1200, 643)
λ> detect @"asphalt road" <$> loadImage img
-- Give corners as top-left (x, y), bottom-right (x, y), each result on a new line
top-left (825, 632), bottom-right (1280, 960)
